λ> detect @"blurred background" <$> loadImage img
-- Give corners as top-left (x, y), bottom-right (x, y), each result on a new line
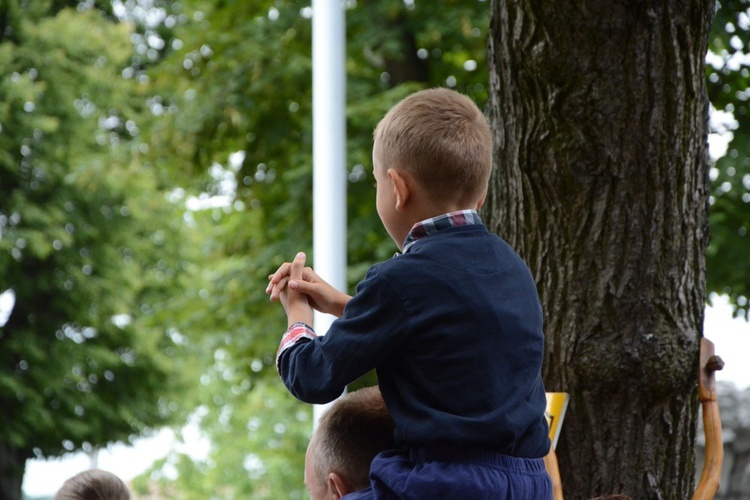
top-left (1, 1), bottom-right (749, 498)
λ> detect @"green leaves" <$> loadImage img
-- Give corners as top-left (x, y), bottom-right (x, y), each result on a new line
top-left (0, 2), bottom-right (191, 466)
top-left (706, 0), bottom-right (750, 317)
top-left (2, 0), bottom-right (748, 495)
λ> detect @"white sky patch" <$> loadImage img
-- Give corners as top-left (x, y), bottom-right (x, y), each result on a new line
top-left (112, 0), bottom-right (167, 28)
top-left (708, 104), bottom-right (739, 161)
top-left (705, 294), bottom-right (750, 391)
top-left (185, 151), bottom-right (245, 211)
top-left (23, 414), bottom-right (211, 496)
top-left (706, 48), bottom-right (750, 72)
top-left (111, 314), bottom-right (132, 328)
top-left (0, 289), bottom-right (15, 327)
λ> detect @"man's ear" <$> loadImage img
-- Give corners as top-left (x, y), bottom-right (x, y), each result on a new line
top-left (327, 471), bottom-right (353, 499)
top-left (387, 168), bottom-right (411, 211)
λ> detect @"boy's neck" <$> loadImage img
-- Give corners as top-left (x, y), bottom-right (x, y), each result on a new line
top-left (394, 204), bottom-right (478, 251)
top-left (409, 189), bottom-right (479, 223)
top-left (388, 167), bottom-right (485, 250)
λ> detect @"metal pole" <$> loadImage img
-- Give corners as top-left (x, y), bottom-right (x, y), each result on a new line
top-left (312, 0), bottom-right (346, 426)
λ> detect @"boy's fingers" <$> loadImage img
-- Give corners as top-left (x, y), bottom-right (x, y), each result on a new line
top-left (289, 279), bottom-right (305, 291)
top-left (290, 252), bottom-right (306, 281)
top-left (269, 277), bottom-right (289, 301)
top-left (301, 267), bottom-right (318, 283)
top-left (266, 254), bottom-right (307, 294)
top-left (269, 263), bottom-right (291, 283)
top-left (289, 279), bottom-right (317, 299)
top-left (266, 273), bottom-right (280, 293)
top-left (266, 262), bottom-right (293, 293)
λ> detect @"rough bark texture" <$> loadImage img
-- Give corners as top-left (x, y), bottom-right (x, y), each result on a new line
top-left (483, 1), bottom-right (715, 498)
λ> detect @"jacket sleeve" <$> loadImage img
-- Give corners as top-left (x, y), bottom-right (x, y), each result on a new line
top-left (276, 267), bottom-right (408, 404)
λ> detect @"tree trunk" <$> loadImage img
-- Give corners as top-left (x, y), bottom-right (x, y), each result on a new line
top-left (483, 1), bottom-right (714, 498)
top-left (0, 442), bottom-right (30, 500)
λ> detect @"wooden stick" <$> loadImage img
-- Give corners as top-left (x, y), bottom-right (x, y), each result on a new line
top-left (544, 446), bottom-right (564, 500)
top-left (692, 337), bottom-right (724, 500)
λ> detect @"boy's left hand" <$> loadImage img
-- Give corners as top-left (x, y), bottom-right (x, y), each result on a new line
top-left (267, 254), bottom-right (351, 317)
top-left (278, 252), bottom-right (314, 327)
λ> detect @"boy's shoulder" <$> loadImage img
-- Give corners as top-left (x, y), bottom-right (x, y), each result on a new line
top-left (406, 224), bottom-right (513, 260)
top-left (373, 225), bottom-right (513, 276)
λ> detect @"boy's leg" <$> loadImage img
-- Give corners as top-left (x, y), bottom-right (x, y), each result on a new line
top-left (368, 447), bottom-right (553, 500)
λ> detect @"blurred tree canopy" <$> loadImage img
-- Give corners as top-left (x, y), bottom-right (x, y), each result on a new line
top-left (706, 0), bottom-right (750, 318)
top-left (0, 1), bottom-right (194, 498)
top-left (0, 0), bottom-right (748, 498)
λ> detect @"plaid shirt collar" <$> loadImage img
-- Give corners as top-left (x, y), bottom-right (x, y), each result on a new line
top-left (401, 209), bottom-right (483, 253)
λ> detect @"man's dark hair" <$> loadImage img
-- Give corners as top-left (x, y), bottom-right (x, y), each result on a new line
top-left (55, 469), bottom-right (130, 500)
top-left (312, 386), bottom-right (396, 490)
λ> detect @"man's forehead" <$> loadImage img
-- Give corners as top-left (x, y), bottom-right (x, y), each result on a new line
top-left (303, 440), bottom-right (318, 488)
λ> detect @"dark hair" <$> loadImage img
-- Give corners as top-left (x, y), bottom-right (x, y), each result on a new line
top-left (55, 469), bottom-right (130, 500)
top-left (312, 386), bottom-right (396, 490)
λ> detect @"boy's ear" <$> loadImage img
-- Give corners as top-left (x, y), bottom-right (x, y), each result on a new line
top-left (476, 190), bottom-right (488, 210)
top-left (387, 168), bottom-right (410, 211)
top-left (327, 471), bottom-right (353, 499)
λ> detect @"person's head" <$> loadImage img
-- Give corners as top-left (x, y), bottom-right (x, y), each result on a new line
top-left (55, 469), bottom-right (130, 500)
top-left (372, 88), bottom-right (492, 246)
top-left (304, 386), bottom-right (396, 500)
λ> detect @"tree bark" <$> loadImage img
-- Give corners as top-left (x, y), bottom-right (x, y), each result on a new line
top-left (483, 1), bottom-right (714, 498)
top-left (0, 442), bottom-right (30, 500)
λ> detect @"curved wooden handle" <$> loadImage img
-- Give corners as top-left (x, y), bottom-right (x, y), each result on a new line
top-left (693, 337), bottom-right (724, 500)
top-left (544, 446), bottom-right (564, 500)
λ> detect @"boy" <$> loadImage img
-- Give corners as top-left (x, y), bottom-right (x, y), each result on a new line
top-left (267, 88), bottom-right (551, 498)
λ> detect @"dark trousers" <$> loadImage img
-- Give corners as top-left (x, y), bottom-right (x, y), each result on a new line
top-left (344, 445), bottom-right (552, 500)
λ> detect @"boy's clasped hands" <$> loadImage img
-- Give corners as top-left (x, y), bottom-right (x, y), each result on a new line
top-left (266, 252), bottom-right (351, 326)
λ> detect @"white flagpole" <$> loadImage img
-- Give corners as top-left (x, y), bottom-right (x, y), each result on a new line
top-left (312, 0), bottom-right (346, 427)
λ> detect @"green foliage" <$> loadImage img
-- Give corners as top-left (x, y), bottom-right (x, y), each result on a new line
top-left (706, 0), bottom-right (750, 317)
top-left (131, 379), bottom-right (309, 499)
top-left (0, 2), bottom-right (191, 464)
top-left (3, 0), bottom-right (748, 496)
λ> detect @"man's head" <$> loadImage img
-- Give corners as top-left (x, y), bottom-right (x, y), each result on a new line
top-left (55, 469), bottom-right (130, 500)
top-left (373, 88), bottom-right (492, 210)
top-left (304, 386), bottom-right (395, 500)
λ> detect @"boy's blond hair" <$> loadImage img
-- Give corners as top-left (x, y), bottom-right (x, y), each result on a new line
top-left (374, 88), bottom-right (492, 205)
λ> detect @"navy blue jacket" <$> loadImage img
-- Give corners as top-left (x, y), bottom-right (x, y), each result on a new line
top-left (278, 224), bottom-right (550, 458)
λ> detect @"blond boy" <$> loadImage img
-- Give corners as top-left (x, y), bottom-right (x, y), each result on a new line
top-left (268, 88), bottom-right (551, 499)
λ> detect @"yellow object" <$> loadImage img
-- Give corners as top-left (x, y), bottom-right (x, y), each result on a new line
top-left (545, 392), bottom-right (570, 450)
top-left (544, 392), bottom-right (569, 500)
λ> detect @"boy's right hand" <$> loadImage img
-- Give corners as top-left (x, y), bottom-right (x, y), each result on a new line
top-left (266, 254), bottom-right (352, 318)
